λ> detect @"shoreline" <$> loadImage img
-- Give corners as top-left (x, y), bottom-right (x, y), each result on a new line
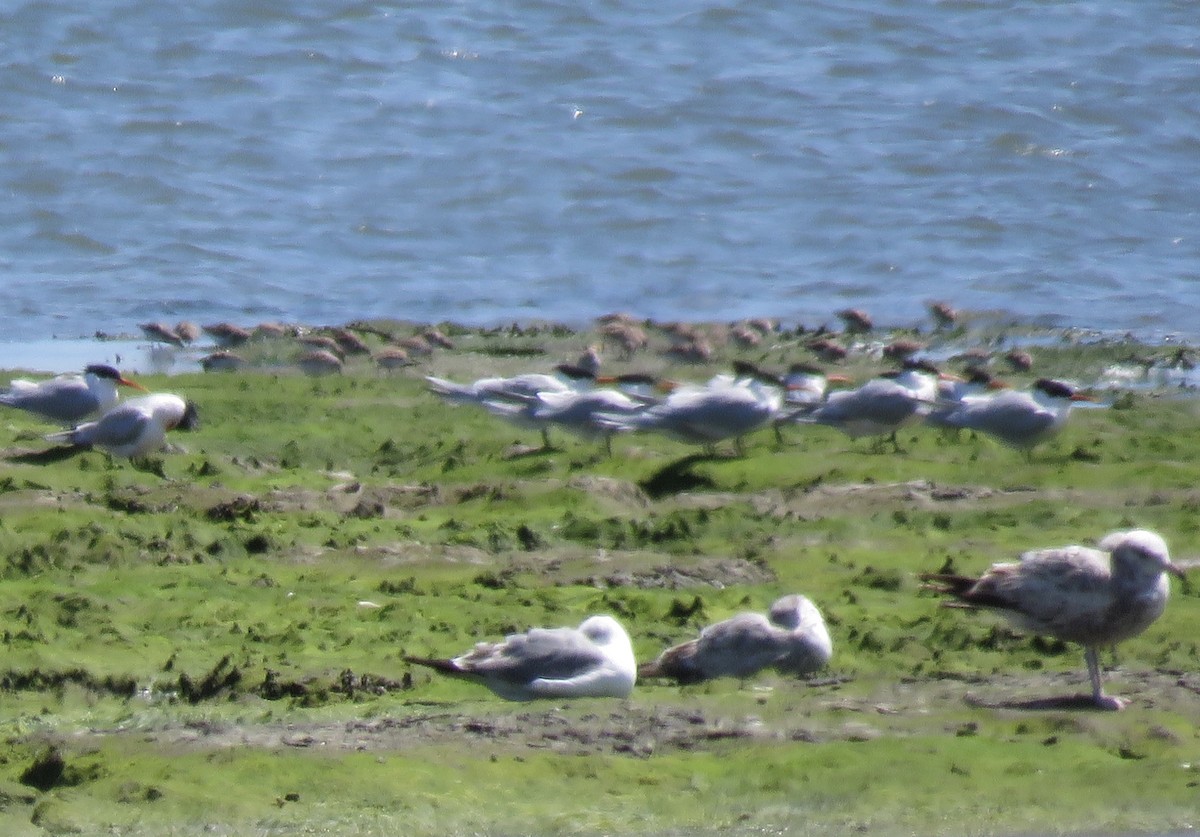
top-left (2, 314), bottom-right (1197, 397)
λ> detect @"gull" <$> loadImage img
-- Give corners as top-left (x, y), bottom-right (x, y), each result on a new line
top-left (1, 364), bottom-right (147, 425)
top-left (44, 393), bottom-right (199, 459)
top-left (793, 359), bottom-right (946, 451)
top-left (921, 529), bottom-right (1184, 710)
top-left (639, 595), bottom-right (832, 684)
top-left (936, 378), bottom-right (1094, 456)
top-left (403, 615), bottom-right (637, 700)
top-left (595, 374), bottom-right (783, 456)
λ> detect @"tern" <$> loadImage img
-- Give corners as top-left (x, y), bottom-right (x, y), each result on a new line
top-left (793, 360), bottom-right (946, 451)
top-left (45, 393), bottom-right (199, 459)
top-left (1, 364), bottom-right (147, 426)
top-left (404, 615), bottom-right (637, 701)
top-left (921, 529), bottom-right (1184, 710)
top-left (481, 374), bottom-right (663, 454)
top-left (425, 364), bottom-right (598, 406)
top-left (595, 374), bottom-right (782, 456)
top-left (924, 368), bottom-right (1008, 434)
top-left (639, 595), bottom-right (832, 684)
top-left (426, 364), bottom-right (605, 447)
top-left (936, 378), bottom-right (1094, 456)
top-left (732, 360), bottom-right (850, 445)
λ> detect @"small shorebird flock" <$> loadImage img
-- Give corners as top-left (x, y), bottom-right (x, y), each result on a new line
top-left (1, 303), bottom-right (1191, 710)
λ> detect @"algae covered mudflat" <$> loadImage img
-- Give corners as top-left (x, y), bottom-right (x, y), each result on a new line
top-left (0, 317), bottom-right (1198, 836)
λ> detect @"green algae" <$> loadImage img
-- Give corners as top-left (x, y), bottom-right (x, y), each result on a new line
top-left (0, 323), bottom-right (1199, 835)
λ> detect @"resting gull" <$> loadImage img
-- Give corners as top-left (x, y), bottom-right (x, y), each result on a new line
top-left (921, 529), bottom-right (1184, 710)
top-left (639, 594), bottom-right (832, 684)
top-left (403, 614), bottom-right (637, 700)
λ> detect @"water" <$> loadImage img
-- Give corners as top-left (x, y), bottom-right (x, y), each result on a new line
top-left (2, 0), bottom-right (1198, 348)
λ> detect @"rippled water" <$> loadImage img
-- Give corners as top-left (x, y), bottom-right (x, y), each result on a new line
top-left (2, 0), bottom-right (1198, 345)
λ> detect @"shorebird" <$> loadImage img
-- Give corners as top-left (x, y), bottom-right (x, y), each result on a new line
top-left (936, 378), bottom-right (1094, 456)
top-left (639, 595), bottom-right (832, 684)
top-left (928, 301), bottom-right (958, 330)
top-left (139, 322), bottom-right (185, 347)
top-left (1005, 348), bottom-right (1034, 372)
top-left (575, 344), bottom-right (603, 376)
top-left (373, 347), bottom-right (412, 373)
top-left (921, 529), bottom-right (1184, 710)
top-left (200, 351), bottom-right (247, 373)
top-left (836, 308), bottom-right (873, 334)
top-left (331, 328), bottom-right (371, 356)
top-left (297, 349), bottom-right (344, 376)
top-left (44, 393), bottom-right (199, 459)
top-left (599, 321), bottom-right (649, 359)
top-left (203, 322), bottom-right (252, 347)
top-left (404, 615), bottom-right (637, 700)
top-left (174, 321), bottom-right (201, 345)
top-left (1, 364), bottom-right (147, 425)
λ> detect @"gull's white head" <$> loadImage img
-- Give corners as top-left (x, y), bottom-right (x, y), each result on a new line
top-left (1100, 529), bottom-right (1183, 579)
top-left (579, 614), bottom-right (629, 647)
top-left (769, 595), bottom-right (828, 634)
top-left (578, 615), bottom-right (636, 682)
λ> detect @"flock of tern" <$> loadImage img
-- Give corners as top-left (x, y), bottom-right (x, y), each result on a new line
top-left (424, 355), bottom-right (1095, 459)
top-left (1, 364), bottom-right (198, 459)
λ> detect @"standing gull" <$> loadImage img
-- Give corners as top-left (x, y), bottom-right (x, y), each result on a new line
top-left (639, 595), bottom-right (832, 684)
top-left (1, 364), bottom-right (146, 425)
top-left (921, 529), bottom-right (1184, 710)
top-left (403, 615), bottom-right (637, 700)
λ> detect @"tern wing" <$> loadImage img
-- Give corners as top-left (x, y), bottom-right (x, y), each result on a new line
top-left (1, 377), bottom-right (98, 424)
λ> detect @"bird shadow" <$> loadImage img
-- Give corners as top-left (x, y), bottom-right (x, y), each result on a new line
top-left (5, 446), bottom-right (83, 465)
top-left (639, 454), bottom-right (718, 499)
top-left (502, 442), bottom-right (559, 460)
top-left (965, 692), bottom-right (1108, 712)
